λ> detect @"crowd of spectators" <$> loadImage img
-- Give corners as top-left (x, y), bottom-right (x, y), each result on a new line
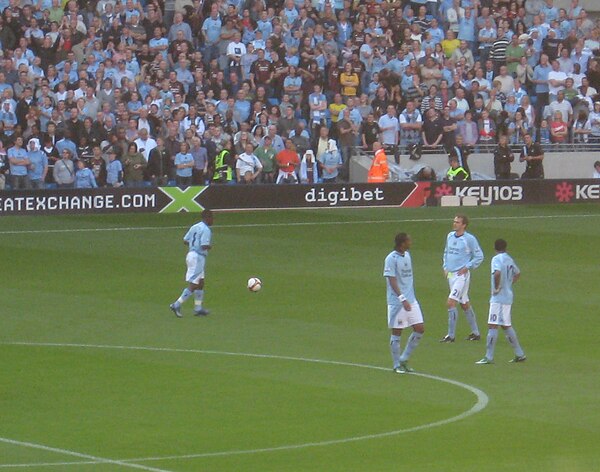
top-left (0, 0), bottom-right (599, 190)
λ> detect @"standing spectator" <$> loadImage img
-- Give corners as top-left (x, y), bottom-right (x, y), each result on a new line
top-left (26, 138), bottom-right (47, 189)
top-left (106, 148), bottom-right (123, 188)
top-left (190, 136), bottom-right (208, 185)
top-left (520, 133), bottom-right (545, 179)
top-left (0, 140), bottom-right (7, 190)
top-left (174, 141), bottom-right (194, 187)
top-left (493, 134), bottom-right (515, 180)
top-left (147, 136), bottom-right (172, 187)
top-left (8, 136), bottom-right (31, 190)
top-left (360, 113), bottom-right (381, 151)
top-left (255, 136), bottom-right (276, 183)
top-left (123, 143), bottom-right (146, 188)
top-left (457, 111), bottom-right (479, 147)
top-left (300, 150), bottom-right (319, 184)
top-left (236, 142), bottom-right (262, 184)
top-left (75, 159), bottom-right (98, 189)
top-left (399, 101), bottom-right (423, 149)
top-left (53, 149), bottom-right (75, 189)
top-left (318, 139), bottom-right (343, 184)
top-left (550, 111), bottom-right (568, 144)
top-left (378, 105), bottom-right (399, 157)
top-left (275, 139), bottom-right (300, 184)
top-left (532, 54), bottom-right (552, 126)
top-left (421, 109), bottom-right (443, 150)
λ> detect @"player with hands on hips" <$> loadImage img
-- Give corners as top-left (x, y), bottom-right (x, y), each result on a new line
top-left (440, 214), bottom-right (484, 343)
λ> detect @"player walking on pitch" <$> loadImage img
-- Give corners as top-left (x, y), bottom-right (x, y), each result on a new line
top-left (476, 239), bottom-right (526, 364)
top-left (170, 209), bottom-right (213, 317)
top-left (440, 214), bottom-right (484, 342)
top-left (384, 233), bottom-right (425, 373)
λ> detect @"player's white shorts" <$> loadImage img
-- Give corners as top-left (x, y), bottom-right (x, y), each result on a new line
top-left (447, 271), bottom-right (470, 304)
top-left (387, 302), bottom-right (424, 329)
top-left (185, 252), bottom-right (206, 284)
top-left (488, 303), bottom-right (512, 326)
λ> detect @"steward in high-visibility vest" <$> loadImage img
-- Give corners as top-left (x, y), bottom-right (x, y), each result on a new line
top-left (446, 156), bottom-right (469, 181)
top-left (213, 146), bottom-right (234, 183)
top-left (368, 142), bottom-right (389, 183)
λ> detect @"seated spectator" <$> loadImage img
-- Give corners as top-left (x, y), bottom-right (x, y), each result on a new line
top-left (593, 161), bottom-right (600, 179)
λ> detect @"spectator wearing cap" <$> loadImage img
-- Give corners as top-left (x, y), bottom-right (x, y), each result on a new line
top-left (106, 147), bottom-right (123, 188)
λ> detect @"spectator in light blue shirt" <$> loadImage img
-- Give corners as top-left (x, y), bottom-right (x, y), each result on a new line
top-left (106, 149), bottom-right (123, 187)
top-left (75, 159), bottom-right (98, 188)
top-left (26, 138), bottom-right (48, 189)
top-left (175, 141), bottom-right (194, 187)
top-left (458, 7), bottom-right (476, 45)
top-left (168, 12), bottom-right (192, 42)
top-left (201, 7), bottom-right (222, 64)
top-left (8, 136), bottom-right (31, 189)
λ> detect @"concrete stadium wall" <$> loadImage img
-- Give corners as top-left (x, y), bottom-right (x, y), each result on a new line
top-left (351, 151), bottom-right (600, 182)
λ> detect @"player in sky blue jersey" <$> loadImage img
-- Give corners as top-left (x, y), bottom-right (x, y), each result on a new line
top-left (476, 239), bottom-right (526, 364)
top-left (383, 233), bottom-right (425, 374)
top-left (170, 209), bottom-right (213, 318)
top-left (441, 214), bottom-right (484, 343)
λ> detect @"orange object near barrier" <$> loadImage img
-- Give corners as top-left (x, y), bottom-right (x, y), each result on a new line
top-left (368, 148), bottom-right (389, 183)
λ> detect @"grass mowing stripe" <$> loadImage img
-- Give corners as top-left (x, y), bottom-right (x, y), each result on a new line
top-left (1, 342), bottom-right (488, 466)
top-left (0, 212), bottom-right (599, 235)
top-left (0, 438), bottom-right (173, 472)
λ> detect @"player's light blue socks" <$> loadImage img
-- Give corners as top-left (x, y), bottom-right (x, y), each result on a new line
top-left (390, 335), bottom-right (401, 369)
top-left (400, 332), bottom-right (423, 362)
top-left (464, 307), bottom-right (480, 335)
top-left (505, 327), bottom-right (525, 357)
top-left (448, 307), bottom-right (458, 338)
top-left (486, 328), bottom-right (498, 361)
top-left (175, 288), bottom-right (193, 307)
top-left (194, 290), bottom-right (204, 308)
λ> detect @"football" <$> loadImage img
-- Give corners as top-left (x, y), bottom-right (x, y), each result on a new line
top-left (247, 277), bottom-right (262, 292)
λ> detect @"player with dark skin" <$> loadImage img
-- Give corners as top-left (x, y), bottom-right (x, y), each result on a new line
top-left (388, 234), bottom-right (425, 340)
top-left (184, 209), bottom-right (213, 294)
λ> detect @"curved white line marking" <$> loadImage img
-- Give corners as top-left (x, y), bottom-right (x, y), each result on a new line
top-left (0, 212), bottom-right (597, 235)
top-left (0, 342), bottom-right (489, 468)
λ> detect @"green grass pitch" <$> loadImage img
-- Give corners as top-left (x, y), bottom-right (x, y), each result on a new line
top-left (1, 204), bottom-right (599, 471)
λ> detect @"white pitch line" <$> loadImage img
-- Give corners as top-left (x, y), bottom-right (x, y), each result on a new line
top-left (0, 342), bottom-right (489, 468)
top-left (0, 212), bottom-right (599, 235)
top-left (0, 437), bottom-right (173, 472)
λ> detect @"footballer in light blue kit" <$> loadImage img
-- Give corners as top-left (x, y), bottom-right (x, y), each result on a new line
top-left (441, 214), bottom-right (484, 343)
top-left (476, 239), bottom-right (526, 364)
top-left (170, 209), bottom-right (214, 318)
top-left (383, 233), bottom-right (425, 374)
